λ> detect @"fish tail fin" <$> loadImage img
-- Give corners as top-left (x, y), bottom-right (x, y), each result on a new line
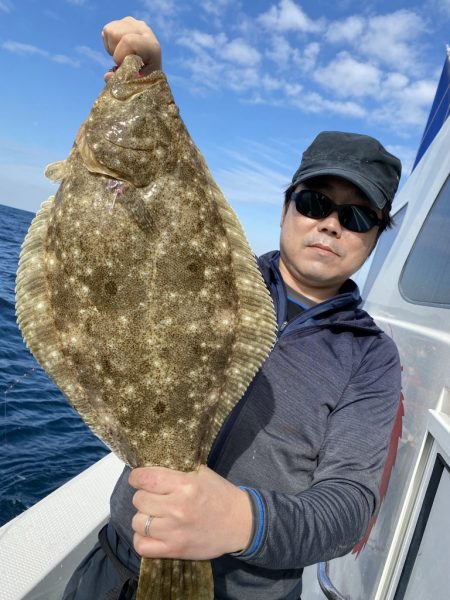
top-left (137, 558), bottom-right (213, 600)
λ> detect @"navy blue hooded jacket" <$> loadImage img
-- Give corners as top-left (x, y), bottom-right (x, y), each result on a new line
top-left (109, 250), bottom-right (402, 600)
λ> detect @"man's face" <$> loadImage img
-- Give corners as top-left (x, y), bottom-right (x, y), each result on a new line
top-left (279, 175), bottom-right (381, 301)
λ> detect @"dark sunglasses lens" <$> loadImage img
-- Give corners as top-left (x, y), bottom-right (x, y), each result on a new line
top-left (294, 190), bottom-right (330, 219)
top-left (340, 205), bottom-right (378, 232)
top-left (293, 190), bottom-right (379, 232)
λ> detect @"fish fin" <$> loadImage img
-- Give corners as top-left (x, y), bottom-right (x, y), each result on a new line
top-left (45, 161), bottom-right (67, 182)
top-left (137, 558), bottom-right (213, 600)
top-left (15, 196), bottom-right (137, 466)
top-left (15, 196), bottom-right (78, 400)
top-left (198, 175), bottom-right (277, 458)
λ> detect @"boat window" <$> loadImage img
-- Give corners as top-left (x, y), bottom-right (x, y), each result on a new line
top-left (395, 457), bottom-right (450, 600)
top-left (400, 176), bottom-right (450, 308)
top-left (361, 205), bottom-right (407, 299)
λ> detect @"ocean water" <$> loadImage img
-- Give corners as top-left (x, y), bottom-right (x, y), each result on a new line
top-left (0, 203), bottom-right (109, 527)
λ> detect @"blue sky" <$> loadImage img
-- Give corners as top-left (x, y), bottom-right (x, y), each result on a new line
top-left (1, 0), bottom-right (449, 254)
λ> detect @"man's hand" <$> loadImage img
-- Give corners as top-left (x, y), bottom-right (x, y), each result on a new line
top-left (102, 16), bottom-right (162, 81)
top-left (129, 465), bottom-right (253, 560)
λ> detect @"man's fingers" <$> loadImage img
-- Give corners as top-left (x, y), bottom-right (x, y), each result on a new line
top-left (102, 17), bottom-right (149, 55)
top-left (102, 17), bottom-right (161, 67)
top-left (112, 34), bottom-right (160, 72)
top-left (101, 17), bottom-right (162, 82)
top-left (132, 511), bottom-right (166, 538)
top-left (133, 532), bottom-right (174, 559)
top-left (131, 488), bottom-right (177, 517)
top-left (129, 466), bottom-right (187, 493)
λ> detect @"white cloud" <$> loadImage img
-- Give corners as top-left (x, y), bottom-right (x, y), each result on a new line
top-left (199, 0), bottom-right (233, 17)
top-left (2, 40), bottom-right (79, 67)
top-left (189, 31), bottom-right (221, 50)
top-left (76, 45), bottom-right (111, 68)
top-left (176, 58), bottom-right (222, 91)
top-left (265, 36), bottom-right (319, 73)
top-left (140, 4), bottom-right (437, 135)
top-left (374, 77), bottom-right (437, 129)
top-left (363, 11), bottom-right (426, 70)
top-left (0, 0), bottom-right (13, 12)
top-left (260, 74), bottom-right (285, 92)
top-left (296, 92), bottom-right (367, 118)
top-left (66, 0), bottom-right (88, 4)
top-left (178, 30), bottom-right (260, 67)
top-left (314, 52), bottom-right (382, 98)
top-left (383, 72), bottom-right (410, 91)
top-left (258, 0), bottom-right (324, 34)
top-left (325, 16), bottom-right (365, 44)
top-left (433, 0), bottom-right (450, 16)
top-left (292, 42), bottom-right (320, 73)
top-left (312, 48), bottom-right (436, 129)
top-left (52, 54), bottom-right (81, 67)
top-left (139, 0), bottom-right (179, 31)
top-left (221, 38), bottom-right (261, 67)
top-left (225, 66), bottom-right (261, 92)
top-left (2, 41), bottom-right (48, 56)
top-left (265, 34), bottom-right (292, 67)
top-left (325, 10), bottom-right (427, 73)
top-left (145, 0), bottom-right (177, 12)
top-left (245, 86), bottom-right (367, 120)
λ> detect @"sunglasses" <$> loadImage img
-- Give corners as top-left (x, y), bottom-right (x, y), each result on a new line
top-left (291, 189), bottom-right (382, 233)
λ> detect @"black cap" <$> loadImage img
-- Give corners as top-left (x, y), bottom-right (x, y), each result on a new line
top-left (291, 131), bottom-right (402, 210)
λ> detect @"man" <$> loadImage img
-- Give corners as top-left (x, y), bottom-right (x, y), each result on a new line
top-left (63, 16), bottom-right (402, 600)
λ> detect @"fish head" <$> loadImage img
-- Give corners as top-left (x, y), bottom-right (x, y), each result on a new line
top-left (79, 54), bottom-right (180, 187)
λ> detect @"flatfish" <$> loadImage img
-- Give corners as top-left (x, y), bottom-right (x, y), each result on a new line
top-left (15, 55), bottom-right (276, 599)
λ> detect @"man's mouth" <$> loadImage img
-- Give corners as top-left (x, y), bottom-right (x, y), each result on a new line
top-left (309, 243), bottom-right (339, 256)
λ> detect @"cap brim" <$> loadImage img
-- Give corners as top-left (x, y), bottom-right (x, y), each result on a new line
top-left (293, 167), bottom-right (387, 210)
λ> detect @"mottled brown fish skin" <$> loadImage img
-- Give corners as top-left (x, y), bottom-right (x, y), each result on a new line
top-left (44, 145), bottom-right (239, 471)
top-left (15, 55), bottom-right (276, 599)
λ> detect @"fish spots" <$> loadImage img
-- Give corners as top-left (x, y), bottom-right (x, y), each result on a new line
top-left (153, 401), bottom-right (166, 416)
top-left (104, 280), bottom-right (118, 296)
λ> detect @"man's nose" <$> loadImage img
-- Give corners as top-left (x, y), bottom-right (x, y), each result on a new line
top-left (317, 210), bottom-right (342, 237)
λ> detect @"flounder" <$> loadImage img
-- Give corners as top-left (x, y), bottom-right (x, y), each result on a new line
top-left (15, 55), bottom-right (276, 599)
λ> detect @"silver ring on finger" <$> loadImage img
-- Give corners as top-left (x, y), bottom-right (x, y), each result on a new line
top-left (144, 514), bottom-right (153, 537)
